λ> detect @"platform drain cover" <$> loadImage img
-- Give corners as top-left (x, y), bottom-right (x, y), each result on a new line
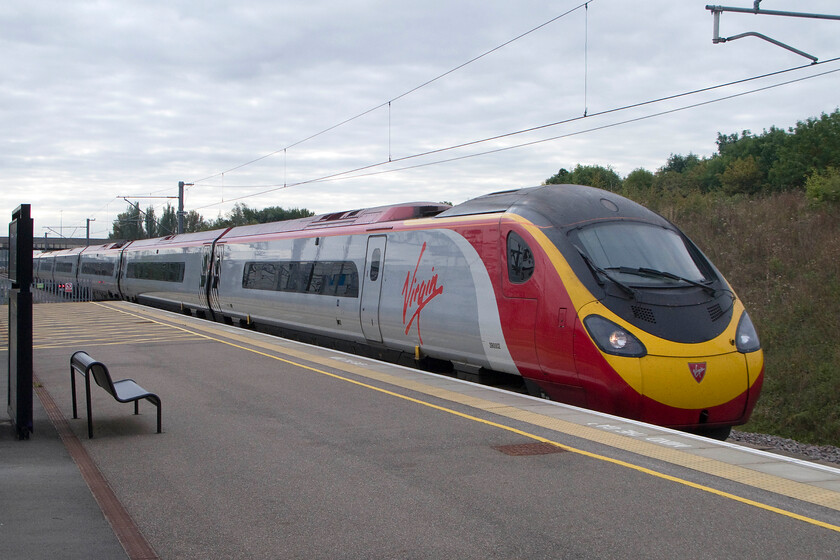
top-left (493, 442), bottom-right (566, 456)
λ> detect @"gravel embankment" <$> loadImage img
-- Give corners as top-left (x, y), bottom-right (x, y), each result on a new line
top-left (729, 430), bottom-right (840, 466)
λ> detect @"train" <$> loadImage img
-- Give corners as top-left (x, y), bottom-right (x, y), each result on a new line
top-left (34, 184), bottom-right (763, 438)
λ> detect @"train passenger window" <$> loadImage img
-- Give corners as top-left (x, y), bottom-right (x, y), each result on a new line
top-left (126, 261), bottom-right (186, 283)
top-left (242, 263), bottom-right (278, 291)
top-left (81, 262), bottom-right (115, 276)
top-left (369, 249), bottom-right (381, 281)
top-left (308, 262), bottom-right (332, 294)
top-left (333, 262), bottom-right (359, 297)
top-left (507, 231), bottom-right (535, 283)
top-left (285, 262), bottom-right (314, 292)
top-left (242, 260), bottom-right (360, 297)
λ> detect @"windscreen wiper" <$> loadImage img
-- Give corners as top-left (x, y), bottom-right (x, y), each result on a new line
top-left (575, 247), bottom-right (636, 299)
top-left (607, 266), bottom-right (717, 296)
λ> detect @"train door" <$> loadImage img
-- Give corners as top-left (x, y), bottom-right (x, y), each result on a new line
top-left (117, 248), bottom-right (127, 299)
top-left (200, 243), bottom-right (223, 320)
top-left (360, 235), bottom-right (387, 342)
top-left (199, 244), bottom-right (212, 312)
top-left (208, 245), bottom-right (224, 319)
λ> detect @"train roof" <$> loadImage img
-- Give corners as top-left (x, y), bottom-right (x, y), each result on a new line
top-left (220, 202), bottom-right (451, 240)
top-left (436, 186), bottom-right (539, 217)
top-left (93, 241), bottom-right (131, 250)
top-left (437, 184), bottom-right (667, 228)
top-left (33, 241), bottom-right (131, 258)
top-left (58, 185), bottom-right (667, 255)
top-left (121, 229), bottom-right (226, 249)
top-left (36, 247), bottom-right (84, 258)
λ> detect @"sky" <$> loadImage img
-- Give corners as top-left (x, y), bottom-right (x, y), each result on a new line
top-left (2, 0), bottom-right (839, 240)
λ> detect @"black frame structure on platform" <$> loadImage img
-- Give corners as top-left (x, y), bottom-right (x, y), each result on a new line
top-left (7, 204), bottom-right (33, 440)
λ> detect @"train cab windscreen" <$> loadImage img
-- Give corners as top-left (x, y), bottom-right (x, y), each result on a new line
top-left (573, 222), bottom-right (709, 287)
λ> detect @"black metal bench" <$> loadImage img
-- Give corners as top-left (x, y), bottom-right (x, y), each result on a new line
top-left (70, 351), bottom-right (162, 439)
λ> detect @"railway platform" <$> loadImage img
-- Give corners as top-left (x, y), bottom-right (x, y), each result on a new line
top-left (2, 301), bottom-right (840, 559)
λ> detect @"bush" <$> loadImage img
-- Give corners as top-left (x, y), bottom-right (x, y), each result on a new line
top-left (720, 156), bottom-right (763, 195)
top-left (805, 167), bottom-right (840, 206)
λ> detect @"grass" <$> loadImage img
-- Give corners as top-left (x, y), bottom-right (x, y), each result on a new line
top-left (642, 191), bottom-right (840, 446)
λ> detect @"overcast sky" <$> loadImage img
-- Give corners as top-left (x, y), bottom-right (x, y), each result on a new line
top-left (2, 0), bottom-right (838, 239)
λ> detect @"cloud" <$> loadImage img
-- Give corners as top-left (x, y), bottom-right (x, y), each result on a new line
top-left (1, 0), bottom-right (839, 238)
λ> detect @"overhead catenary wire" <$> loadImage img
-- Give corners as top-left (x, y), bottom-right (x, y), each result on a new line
top-left (189, 57), bottom-right (840, 211)
top-left (112, 4), bottom-right (838, 224)
top-left (190, 1), bottom-right (594, 186)
top-left (338, 66), bottom-right (840, 182)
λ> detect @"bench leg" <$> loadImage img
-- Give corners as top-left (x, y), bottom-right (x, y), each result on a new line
top-left (149, 396), bottom-right (162, 434)
top-left (134, 400), bottom-right (139, 415)
top-left (85, 377), bottom-right (93, 439)
top-left (139, 396), bottom-right (162, 434)
top-left (71, 366), bottom-right (78, 419)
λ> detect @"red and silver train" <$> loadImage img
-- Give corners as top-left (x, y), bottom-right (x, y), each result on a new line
top-left (35, 184), bottom-right (763, 438)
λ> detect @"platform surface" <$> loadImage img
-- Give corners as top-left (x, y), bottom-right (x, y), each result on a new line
top-left (2, 301), bottom-right (840, 559)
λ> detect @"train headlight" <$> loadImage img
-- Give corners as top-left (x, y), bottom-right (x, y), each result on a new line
top-left (735, 311), bottom-right (761, 353)
top-left (609, 331), bottom-right (628, 349)
top-left (583, 315), bottom-right (647, 358)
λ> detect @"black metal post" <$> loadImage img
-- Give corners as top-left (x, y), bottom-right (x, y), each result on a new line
top-left (177, 181), bottom-right (185, 235)
top-left (85, 218), bottom-right (94, 247)
top-left (7, 204), bottom-right (33, 439)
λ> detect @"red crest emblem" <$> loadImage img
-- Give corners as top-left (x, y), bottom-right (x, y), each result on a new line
top-left (689, 362), bottom-right (707, 383)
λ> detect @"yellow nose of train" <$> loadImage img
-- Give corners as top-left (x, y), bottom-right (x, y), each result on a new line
top-left (580, 298), bottom-right (764, 428)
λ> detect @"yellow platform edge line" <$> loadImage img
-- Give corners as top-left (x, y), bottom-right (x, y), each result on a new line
top-left (85, 301), bottom-right (840, 532)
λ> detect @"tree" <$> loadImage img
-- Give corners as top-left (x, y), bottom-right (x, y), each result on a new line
top-left (693, 155), bottom-right (727, 193)
top-left (207, 203), bottom-right (314, 229)
top-left (110, 202), bottom-right (144, 240)
top-left (769, 110), bottom-right (840, 191)
top-left (622, 168), bottom-right (654, 195)
top-left (227, 203), bottom-right (248, 226)
top-left (545, 164), bottom-right (622, 192)
top-left (111, 201), bottom-right (313, 238)
top-left (144, 206), bottom-right (157, 239)
top-left (251, 206), bottom-right (314, 223)
top-left (184, 210), bottom-right (207, 233)
top-left (660, 153), bottom-right (700, 174)
top-left (545, 168), bottom-right (571, 184)
top-left (159, 204), bottom-right (177, 236)
top-left (541, 109), bottom-right (839, 200)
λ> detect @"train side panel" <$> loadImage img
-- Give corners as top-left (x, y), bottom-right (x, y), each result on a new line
top-left (119, 245), bottom-right (204, 308)
top-left (77, 244), bottom-right (123, 299)
top-left (52, 248), bottom-right (83, 293)
top-left (210, 223), bottom-right (518, 374)
top-left (35, 253), bottom-right (55, 287)
top-left (118, 231), bottom-right (223, 309)
top-left (218, 234), bottom-right (368, 340)
top-left (376, 228), bottom-right (517, 374)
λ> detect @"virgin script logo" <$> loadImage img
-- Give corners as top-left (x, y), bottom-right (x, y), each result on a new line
top-left (689, 362), bottom-right (707, 383)
top-left (402, 242), bottom-right (444, 344)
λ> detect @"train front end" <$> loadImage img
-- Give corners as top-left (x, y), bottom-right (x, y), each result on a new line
top-left (513, 185), bottom-right (764, 435)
